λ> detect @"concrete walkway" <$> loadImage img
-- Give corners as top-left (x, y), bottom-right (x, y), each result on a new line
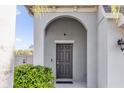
top-left (55, 82), bottom-right (87, 88)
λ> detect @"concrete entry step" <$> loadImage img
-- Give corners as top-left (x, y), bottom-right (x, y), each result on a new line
top-left (56, 81), bottom-right (73, 84)
top-left (55, 82), bottom-right (87, 88)
top-left (56, 79), bottom-right (73, 83)
top-left (56, 79), bottom-right (73, 81)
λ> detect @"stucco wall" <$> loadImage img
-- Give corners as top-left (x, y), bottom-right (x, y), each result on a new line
top-left (98, 18), bottom-right (124, 88)
top-left (97, 6), bottom-right (108, 88)
top-left (97, 6), bottom-right (124, 88)
top-left (97, 19), bottom-right (108, 88)
top-left (33, 12), bottom-right (97, 87)
top-left (44, 17), bottom-right (87, 82)
top-left (0, 6), bottom-right (16, 88)
top-left (107, 20), bottom-right (124, 88)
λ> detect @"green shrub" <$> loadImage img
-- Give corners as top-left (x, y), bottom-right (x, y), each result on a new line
top-left (14, 64), bottom-right (54, 88)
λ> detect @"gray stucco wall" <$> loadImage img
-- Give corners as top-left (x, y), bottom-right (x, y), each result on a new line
top-left (34, 12), bottom-right (97, 87)
top-left (97, 6), bottom-right (124, 88)
top-left (107, 20), bottom-right (124, 88)
top-left (97, 6), bottom-right (108, 88)
top-left (98, 18), bottom-right (124, 88)
top-left (44, 17), bottom-right (87, 82)
top-left (97, 19), bottom-right (108, 87)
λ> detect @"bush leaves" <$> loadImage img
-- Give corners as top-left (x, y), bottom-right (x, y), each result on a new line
top-left (14, 64), bottom-right (54, 88)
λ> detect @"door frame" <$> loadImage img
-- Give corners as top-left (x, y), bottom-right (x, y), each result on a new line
top-left (54, 40), bottom-right (74, 81)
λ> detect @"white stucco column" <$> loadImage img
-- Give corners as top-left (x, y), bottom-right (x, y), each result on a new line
top-left (33, 13), bottom-right (45, 66)
top-left (0, 6), bottom-right (16, 88)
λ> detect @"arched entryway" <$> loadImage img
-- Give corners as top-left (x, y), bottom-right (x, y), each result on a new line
top-left (44, 17), bottom-right (87, 87)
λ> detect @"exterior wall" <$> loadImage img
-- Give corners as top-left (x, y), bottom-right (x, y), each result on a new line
top-left (44, 17), bottom-right (87, 82)
top-left (97, 6), bottom-right (108, 88)
top-left (107, 20), bottom-right (124, 88)
top-left (0, 6), bottom-right (16, 87)
top-left (34, 12), bottom-right (97, 87)
top-left (97, 6), bottom-right (124, 88)
top-left (15, 55), bottom-right (33, 65)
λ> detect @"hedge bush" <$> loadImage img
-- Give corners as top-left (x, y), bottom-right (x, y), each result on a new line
top-left (14, 64), bottom-right (54, 88)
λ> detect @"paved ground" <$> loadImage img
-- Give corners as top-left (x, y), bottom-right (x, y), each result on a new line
top-left (55, 82), bottom-right (87, 88)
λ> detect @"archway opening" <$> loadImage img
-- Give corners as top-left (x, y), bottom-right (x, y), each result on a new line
top-left (45, 17), bottom-right (87, 87)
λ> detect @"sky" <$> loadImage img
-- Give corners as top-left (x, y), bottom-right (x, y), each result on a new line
top-left (16, 5), bottom-right (33, 50)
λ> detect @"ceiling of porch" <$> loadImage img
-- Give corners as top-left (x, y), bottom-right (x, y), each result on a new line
top-left (25, 5), bottom-right (98, 15)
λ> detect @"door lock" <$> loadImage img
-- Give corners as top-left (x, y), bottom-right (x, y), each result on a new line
top-left (51, 58), bottom-right (53, 62)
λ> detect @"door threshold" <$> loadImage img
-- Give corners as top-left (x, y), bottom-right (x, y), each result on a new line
top-left (56, 79), bottom-right (73, 84)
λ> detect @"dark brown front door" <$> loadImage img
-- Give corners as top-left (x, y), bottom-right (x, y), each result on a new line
top-left (56, 44), bottom-right (73, 79)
